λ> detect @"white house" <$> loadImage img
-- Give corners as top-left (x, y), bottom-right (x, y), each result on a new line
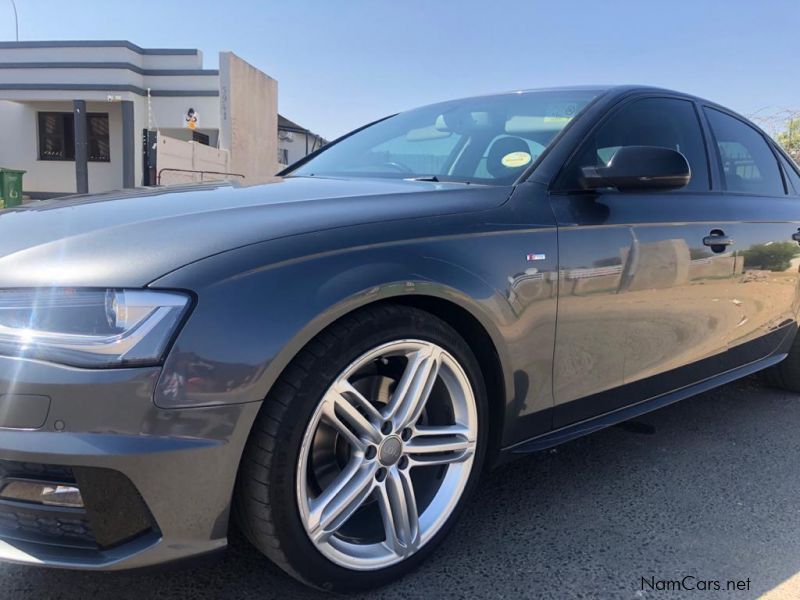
top-left (0, 40), bottom-right (320, 197)
top-left (278, 115), bottom-right (327, 168)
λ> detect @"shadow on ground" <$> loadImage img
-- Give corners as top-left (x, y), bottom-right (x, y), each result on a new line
top-left (3, 376), bottom-right (800, 599)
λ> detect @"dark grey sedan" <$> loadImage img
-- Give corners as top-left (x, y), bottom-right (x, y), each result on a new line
top-left (1, 86), bottom-right (799, 593)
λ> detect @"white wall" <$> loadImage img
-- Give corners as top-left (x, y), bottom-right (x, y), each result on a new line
top-left (141, 51), bottom-right (204, 70)
top-left (0, 46), bottom-right (202, 70)
top-left (156, 133), bottom-right (230, 185)
top-left (0, 68), bottom-right (218, 92)
top-left (0, 100), bottom-right (123, 194)
top-left (150, 96), bottom-right (220, 131)
top-left (160, 127), bottom-right (219, 146)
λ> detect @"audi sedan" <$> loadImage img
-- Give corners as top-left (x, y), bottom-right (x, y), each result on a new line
top-left (1, 86), bottom-right (799, 593)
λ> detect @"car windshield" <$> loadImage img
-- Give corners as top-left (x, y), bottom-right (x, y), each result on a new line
top-left (290, 89), bottom-right (601, 185)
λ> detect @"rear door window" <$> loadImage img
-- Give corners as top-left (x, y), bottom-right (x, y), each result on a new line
top-left (704, 108), bottom-right (785, 196)
top-left (778, 154), bottom-right (800, 195)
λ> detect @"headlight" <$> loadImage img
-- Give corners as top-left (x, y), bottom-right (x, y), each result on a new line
top-left (0, 288), bottom-right (190, 368)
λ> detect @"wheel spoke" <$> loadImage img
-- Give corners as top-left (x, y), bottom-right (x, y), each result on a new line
top-left (336, 380), bottom-right (384, 424)
top-left (377, 467), bottom-right (419, 556)
top-left (384, 346), bottom-right (442, 429)
top-left (321, 387), bottom-right (382, 449)
top-left (406, 425), bottom-right (475, 466)
top-left (307, 460), bottom-right (378, 543)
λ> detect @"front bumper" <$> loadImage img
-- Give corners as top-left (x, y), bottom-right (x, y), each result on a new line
top-left (0, 356), bottom-right (261, 570)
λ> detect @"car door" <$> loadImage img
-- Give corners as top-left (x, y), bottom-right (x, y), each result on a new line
top-left (702, 107), bottom-right (800, 367)
top-left (549, 95), bottom-right (741, 426)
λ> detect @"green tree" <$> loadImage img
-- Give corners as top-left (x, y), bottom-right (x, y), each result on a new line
top-left (741, 242), bottom-right (800, 272)
top-left (778, 116), bottom-right (800, 161)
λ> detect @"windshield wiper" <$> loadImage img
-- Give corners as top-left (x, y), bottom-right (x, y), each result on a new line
top-left (404, 175), bottom-right (476, 185)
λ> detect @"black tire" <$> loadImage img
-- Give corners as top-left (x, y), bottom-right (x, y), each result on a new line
top-left (764, 329), bottom-right (800, 392)
top-left (234, 303), bottom-right (488, 592)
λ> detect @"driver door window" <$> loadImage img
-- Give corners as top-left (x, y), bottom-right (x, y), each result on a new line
top-left (559, 97), bottom-right (710, 192)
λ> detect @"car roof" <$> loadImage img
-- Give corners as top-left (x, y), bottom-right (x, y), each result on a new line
top-left (445, 85), bottom-right (750, 124)
top-left (439, 84), bottom-right (716, 106)
top-left (405, 85), bottom-right (723, 115)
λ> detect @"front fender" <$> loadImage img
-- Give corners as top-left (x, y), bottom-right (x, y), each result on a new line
top-left (150, 195), bottom-right (560, 450)
top-left (150, 233), bottom-right (519, 411)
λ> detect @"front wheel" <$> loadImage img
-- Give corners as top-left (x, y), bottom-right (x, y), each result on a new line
top-left (235, 304), bottom-right (488, 592)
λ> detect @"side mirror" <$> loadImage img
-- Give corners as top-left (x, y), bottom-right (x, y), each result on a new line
top-left (579, 145), bottom-right (691, 192)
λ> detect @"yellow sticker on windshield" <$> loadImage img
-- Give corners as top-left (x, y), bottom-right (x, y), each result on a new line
top-left (501, 151), bottom-right (532, 168)
top-left (543, 102), bottom-right (579, 123)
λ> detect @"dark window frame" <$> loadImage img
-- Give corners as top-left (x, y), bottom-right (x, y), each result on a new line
top-left (777, 151), bottom-right (800, 195)
top-left (701, 105), bottom-right (788, 197)
top-left (37, 111), bottom-right (110, 163)
top-left (552, 93), bottom-right (713, 194)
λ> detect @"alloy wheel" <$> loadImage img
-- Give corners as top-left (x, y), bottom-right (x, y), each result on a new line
top-left (296, 339), bottom-right (478, 570)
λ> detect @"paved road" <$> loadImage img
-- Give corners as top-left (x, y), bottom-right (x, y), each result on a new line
top-left (3, 375), bottom-right (800, 599)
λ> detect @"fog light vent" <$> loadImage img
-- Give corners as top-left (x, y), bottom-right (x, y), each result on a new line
top-left (0, 480), bottom-right (84, 508)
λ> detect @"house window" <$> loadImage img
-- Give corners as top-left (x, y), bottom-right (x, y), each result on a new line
top-left (38, 113), bottom-right (74, 161)
top-left (86, 114), bottom-right (110, 162)
top-left (37, 112), bottom-right (110, 162)
top-left (278, 148), bottom-right (289, 165)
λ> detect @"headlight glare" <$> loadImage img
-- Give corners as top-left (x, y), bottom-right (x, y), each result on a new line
top-left (0, 288), bottom-right (190, 367)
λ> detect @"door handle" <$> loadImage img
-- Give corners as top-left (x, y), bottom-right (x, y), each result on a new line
top-left (702, 235), bottom-right (733, 247)
top-left (703, 230), bottom-right (733, 252)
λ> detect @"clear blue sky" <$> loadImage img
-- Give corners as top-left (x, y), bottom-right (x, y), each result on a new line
top-left (2, 0), bottom-right (797, 139)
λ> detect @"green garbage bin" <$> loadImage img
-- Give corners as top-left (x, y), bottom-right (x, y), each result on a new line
top-left (0, 168), bottom-right (25, 209)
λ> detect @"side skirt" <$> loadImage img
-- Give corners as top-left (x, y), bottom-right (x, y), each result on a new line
top-left (500, 352), bottom-right (786, 457)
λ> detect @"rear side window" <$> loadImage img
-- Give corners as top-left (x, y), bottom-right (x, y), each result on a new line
top-left (779, 154), bottom-right (800, 195)
top-left (704, 108), bottom-right (785, 196)
top-left (559, 97), bottom-right (710, 191)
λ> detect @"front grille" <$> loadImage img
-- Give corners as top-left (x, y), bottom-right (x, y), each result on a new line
top-left (0, 460), bottom-right (74, 483)
top-left (0, 503), bottom-right (95, 548)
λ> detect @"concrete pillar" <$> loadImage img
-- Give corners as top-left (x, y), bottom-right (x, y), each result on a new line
top-left (73, 100), bottom-right (88, 194)
top-left (218, 52), bottom-right (279, 181)
top-left (121, 101), bottom-right (135, 188)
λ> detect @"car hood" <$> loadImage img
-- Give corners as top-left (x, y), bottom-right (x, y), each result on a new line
top-left (0, 176), bottom-right (512, 288)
